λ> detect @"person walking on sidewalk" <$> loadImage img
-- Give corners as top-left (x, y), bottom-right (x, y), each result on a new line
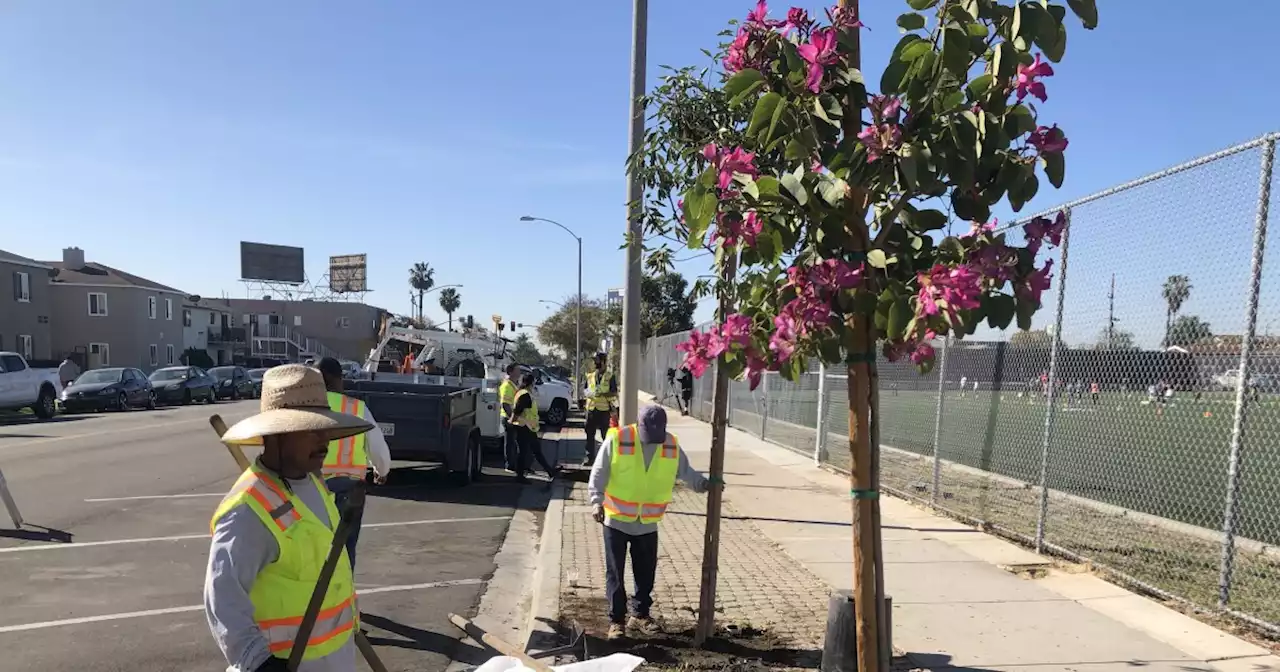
top-left (511, 373), bottom-right (558, 483)
top-left (317, 357), bottom-right (391, 570)
top-left (588, 405), bottom-right (716, 639)
top-left (204, 364), bottom-right (371, 671)
top-left (582, 352), bottom-right (617, 466)
top-left (498, 362), bottom-right (521, 472)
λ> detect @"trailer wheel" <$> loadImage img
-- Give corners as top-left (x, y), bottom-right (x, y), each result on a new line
top-left (452, 432), bottom-right (482, 486)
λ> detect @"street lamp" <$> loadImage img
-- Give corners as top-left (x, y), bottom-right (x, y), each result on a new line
top-left (521, 216), bottom-right (582, 398)
top-left (539, 299), bottom-right (566, 309)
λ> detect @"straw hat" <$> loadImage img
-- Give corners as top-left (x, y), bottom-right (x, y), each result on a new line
top-left (219, 364), bottom-right (373, 446)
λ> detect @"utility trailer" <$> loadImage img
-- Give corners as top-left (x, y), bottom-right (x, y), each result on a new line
top-left (343, 380), bottom-right (484, 485)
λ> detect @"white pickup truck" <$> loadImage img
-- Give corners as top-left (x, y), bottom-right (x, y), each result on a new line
top-left (0, 352), bottom-right (62, 419)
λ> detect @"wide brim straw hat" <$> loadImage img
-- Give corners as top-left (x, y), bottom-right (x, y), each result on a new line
top-left (220, 364), bottom-right (373, 446)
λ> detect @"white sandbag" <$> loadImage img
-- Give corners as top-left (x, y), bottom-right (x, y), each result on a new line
top-left (473, 653), bottom-right (646, 672)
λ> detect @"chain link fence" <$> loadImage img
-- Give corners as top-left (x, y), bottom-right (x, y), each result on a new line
top-left (638, 133), bottom-right (1280, 637)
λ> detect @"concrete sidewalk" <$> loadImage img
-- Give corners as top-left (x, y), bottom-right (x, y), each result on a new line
top-left (647, 396), bottom-right (1280, 672)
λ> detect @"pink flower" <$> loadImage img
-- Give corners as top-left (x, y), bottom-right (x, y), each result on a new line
top-left (825, 4), bottom-right (864, 31)
top-left (719, 313), bottom-right (754, 348)
top-left (857, 123), bottom-right (902, 162)
top-left (718, 147), bottom-right (759, 189)
top-left (1018, 259), bottom-right (1054, 305)
top-left (909, 341), bottom-right (935, 365)
top-left (810, 158), bottom-right (824, 173)
top-left (724, 27), bottom-right (754, 73)
top-left (676, 328), bottom-right (727, 378)
top-left (1023, 211), bottom-right (1067, 255)
top-left (783, 7), bottom-right (812, 34)
top-left (745, 353), bottom-right (768, 390)
top-left (712, 210), bottom-right (763, 249)
top-left (769, 312), bottom-right (799, 361)
top-left (1028, 125), bottom-right (1068, 153)
top-left (746, 0), bottom-right (784, 28)
top-left (916, 264), bottom-right (983, 323)
top-left (961, 218), bottom-right (996, 238)
top-left (797, 28), bottom-right (839, 94)
top-left (1014, 53), bottom-right (1054, 102)
top-left (967, 240), bottom-right (1016, 284)
top-left (676, 199), bottom-right (685, 223)
top-left (868, 95), bottom-right (901, 123)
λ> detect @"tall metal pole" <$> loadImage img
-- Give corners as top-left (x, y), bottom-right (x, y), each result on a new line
top-left (618, 0), bottom-right (648, 427)
top-left (931, 336), bottom-right (949, 505)
top-left (1035, 210), bottom-right (1072, 553)
top-left (1217, 138), bottom-right (1274, 608)
top-left (576, 237), bottom-right (582, 400)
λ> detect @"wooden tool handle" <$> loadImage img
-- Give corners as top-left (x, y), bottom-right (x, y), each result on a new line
top-left (287, 485), bottom-right (366, 671)
top-left (448, 613), bottom-right (553, 672)
top-left (208, 414), bottom-right (251, 471)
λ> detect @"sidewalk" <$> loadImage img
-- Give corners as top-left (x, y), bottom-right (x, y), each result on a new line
top-left (543, 398), bottom-right (1280, 672)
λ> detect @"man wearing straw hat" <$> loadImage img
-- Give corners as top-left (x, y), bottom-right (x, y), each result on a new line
top-left (204, 364), bottom-right (373, 672)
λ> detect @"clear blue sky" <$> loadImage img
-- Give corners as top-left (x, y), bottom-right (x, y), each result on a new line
top-left (1, 2), bottom-right (1277, 351)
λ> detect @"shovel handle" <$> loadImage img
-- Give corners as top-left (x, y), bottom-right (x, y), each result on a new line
top-left (209, 414), bottom-right (251, 471)
top-left (286, 486), bottom-right (366, 670)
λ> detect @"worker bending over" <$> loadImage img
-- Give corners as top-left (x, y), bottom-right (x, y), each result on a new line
top-left (204, 364), bottom-right (372, 671)
top-left (588, 405), bottom-right (717, 639)
top-left (583, 351), bottom-right (618, 466)
top-left (510, 372), bottom-right (559, 483)
top-left (498, 362), bottom-right (521, 472)
top-left (317, 356), bottom-right (391, 569)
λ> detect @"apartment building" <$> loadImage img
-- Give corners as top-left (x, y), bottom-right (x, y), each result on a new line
top-left (225, 298), bottom-right (388, 362)
top-left (45, 247), bottom-right (188, 372)
top-left (0, 249), bottom-right (54, 361)
top-left (182, 296), bottom-right (238, 366)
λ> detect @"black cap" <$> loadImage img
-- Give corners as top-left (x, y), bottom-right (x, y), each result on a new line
top-left (595, 352), bottom-right (607, 360)
top-left (316, 357), bottom-right (343, 378)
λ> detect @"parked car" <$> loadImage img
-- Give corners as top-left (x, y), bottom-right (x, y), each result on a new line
top-left (209, 365), bottom-right (256, 400)
top-left (61, 368), bottom-right (155, 412)
top-left (149, 366), bottom-right (218, 405)
top-left (246, 367), bottom-right (270, 397)
top-left (0, 351), bottom-right (62, 419)
top-left (517, 365), bottom-right (573, 426)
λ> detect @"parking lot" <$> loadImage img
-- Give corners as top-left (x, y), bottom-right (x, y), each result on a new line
top-left (0, 401), bottom-right (533, 671)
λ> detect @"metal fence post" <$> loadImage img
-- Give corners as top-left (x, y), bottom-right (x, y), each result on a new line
top-left (931, 336), bottom-right (949, 505)
top-left (1217, 138), bottom-right (1275, 609)
top-left (759, 375), bottom-right (769, 439)
top-left (815, 362), bottom-right (828, 465)
top-left (1035, 208), bottom-right (1073, 554)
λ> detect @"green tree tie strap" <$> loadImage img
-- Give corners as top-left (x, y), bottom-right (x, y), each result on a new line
top-left (850, 489), bottom-right (879, 500)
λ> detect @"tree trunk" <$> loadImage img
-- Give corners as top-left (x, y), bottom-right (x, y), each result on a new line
top-left (847, 317), bottom-right (880, 672)
top-left (448, 313), bottom-right (454, 330)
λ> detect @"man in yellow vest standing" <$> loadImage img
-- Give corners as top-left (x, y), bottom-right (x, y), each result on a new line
top-left (587, 404), bottom-right (716, 639)
top-left (204, 364), bottom-right (373, 671)
top-left (498, 362), bottom-right (521, 472)
top-left (582, 352), bottom-right (618, 467)
top-left (510, 372), bottom-right (559, 483)
top-left (317, 357), bottom-right (391, 570)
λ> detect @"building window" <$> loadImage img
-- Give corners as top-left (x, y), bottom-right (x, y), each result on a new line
top-left (147, 296), bottom-right (157, 319)
top-left (182, 309), bottom-right (192, 327)
top-left (166, 344), bottom-right (175, 365)
top-left (88, 292), bottom-right (108, 316)
top-left (13, 272), bottom-right (30, 303)
top-left (336, 317), bottom-right (351, 329)
top-left (89, 342), bottom-right (110, 366)
top-left (17, 335), bottom-right (32, 359)
top-left (242, 313), bottom-right (250, 325)
top-left (165, 298), bottom-right (173, 320)
top-left (149, 344), bottom-right (158, 367)
top-left (210, 312), bottom-right (217, 326)
top-left (294, 315), bottom-right (302, 327)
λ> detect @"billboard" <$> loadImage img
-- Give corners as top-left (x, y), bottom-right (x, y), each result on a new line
top-left (240, 242), bottom-right (305, 284)
top-left (329, 254), bottom-right (368, 293)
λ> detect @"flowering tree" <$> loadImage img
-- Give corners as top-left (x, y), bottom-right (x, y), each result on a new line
top-left (630, 0), bottom-right (1095, 665)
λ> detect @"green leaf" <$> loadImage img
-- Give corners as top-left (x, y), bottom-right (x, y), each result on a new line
top-left (1041, 151), bottom-right (1065, 189)
top-left (739, 178), bottom-right (760, 200)
top-left (817, 177), bottom-right (849, 207)
top-left (966, 73), bottom-right (994, 99)
top-left (897, 12), bottom-right (926, 31)
top-left (1016, 297), bottom-right (1037, 330)
top-left (780, 172), bottom-right (808, 206)
top-left (1011, 1), bottom-right (1022, 40)
top-left (900, 40), bottom-right (933, 62)
top-left (764, 97), bottom-right (789, 146)
top-left (724, 69), bottom-right (765, 106)
top-left (941, 90), bottom-right (965, 111)
top-left (1066, 0), bottom-right (1098, 29)
top-left (1004, 104), bottom-right (1037, 137)
top-left (906, 209), bottom-right (948, 231)
top-left (965, 21), bottom-right (988, 38)
top-left (754, 176), bottom-right (781, 199)
top-left (812, 96), bottom-right (836, 127)
top-left (992, 41), bottom-right (1016, 78)
top-left (886, 298), bottom-right (912, 340)
top-left (1009, 171), bottom-right (1040, 212)
top-left (983, 293), bottom-right (1015, 330)
top-left (1036, 16), bottom-right (1067, 62)
top-left (867, 249), bottom-right (888, 269)
top-left (899, 143), bottom-right (921, 191)
top-left (941, 28), bottom-right (969, 74)
top-left (682, 181), bottom-right (718, 250)
top-left (907, 0), bottom-right (939, 9)
top-left (748, 92), bottom-right (783, 138)
top-left (784, 138), bottom-right (810, 161)
top-left (952, 190), bottom-right (990, 222)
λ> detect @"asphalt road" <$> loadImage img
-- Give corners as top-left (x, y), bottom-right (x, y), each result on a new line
top-left (0, 401), bottom-right (530, 671)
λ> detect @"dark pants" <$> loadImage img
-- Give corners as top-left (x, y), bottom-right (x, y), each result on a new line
top-left (680, 389), bottom-right (692, 414)
top-left (584, 409), bottom-right (612, 464)
top-left (327, 476), bottom-right (365, 571)
top-left (603, 526), bottom-right (658, 624)
top-left (503, 421), bottom-right (519, 471)
top-left (516, 426), bottom-right (555, 478)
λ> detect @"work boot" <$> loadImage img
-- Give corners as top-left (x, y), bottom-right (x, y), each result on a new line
top-left (606, 623), bottom-right (625, 640)
top-left (627, 615), bottom-right (660, 635)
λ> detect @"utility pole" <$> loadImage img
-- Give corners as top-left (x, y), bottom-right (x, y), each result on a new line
top-left (618, 0), bottom-right (648, 426)
top-left (1108, 273), bottom-right (1116, 349)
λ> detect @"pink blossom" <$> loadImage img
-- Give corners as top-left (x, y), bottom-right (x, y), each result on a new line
top-left (910, 341), bottom-right (935, 365)
top-left (1023, 211), bottom-right (1067, 255)
top-left (967, 240), bottom-right (1017, 284)
top-left (1028, 125), bottom-right (1069, 153)
top-left (916, 264), bottom-right (983, 323)
top-left (1014, 53), bottom-right (1054, 102)
top-left (677, 199), bottom-right (685, 223)
top-left (724, 27), bottom-right (754, 73)
top-left (825, 4), bottom-right (864, 31)
top-left (769, 312), bottom-right (799, 362)
top-left (857, 123), bottom-right (902, 162)
top-left (797, 28), bottom-right (839, 94)
top-left (812, 258), bottom-right (864, 289)
top-left (961, 218), bottom-right (996, 238)
top-left (746, 0), bottom-right (784, 29)
top-left (811, 158), bottom-right (825, 173)
top-left (712, 210), bottom-right (764, 249)
top-left (868, 95), bottom-right (901, 123)
top-left (719, 313), bottom-right (754, 348)
top-left (783, 7), bottom-right (812, 34)
top-left (745, 352), bottom-right (768, 390)
top-left (676, 328), bottom-right (727, 378)
top-left (1018, 259), bottom-right (1054, 305)
top-left (718, 147), bottom-right (759, 189)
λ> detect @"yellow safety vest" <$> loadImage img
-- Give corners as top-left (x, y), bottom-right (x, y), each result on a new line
top-left (603, 424), bottom-right (680, 524)
top-left (323, 392), bottom-right (368, 480)
top-left (498, 379), bottom-right (517, 420)
top-left (586, 369), bottom-right (617, 412)
top-left (210, 463), bottom-right (356, 662)
top-left (512, 388), bottom-right (539, 432)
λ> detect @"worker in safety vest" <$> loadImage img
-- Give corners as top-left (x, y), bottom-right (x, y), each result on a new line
top-left (205, 364), bottom-right (373, 671)
top-left (317, 357), bottom-right (392, 570)
top-left (582, 352), bottom-right (618, 467)
top-left (510, 372), bottom-right (559, 483)
top-left (587, 405), bottom-right (717, 640)
top-left (498, 362), bottom-right (521, 472)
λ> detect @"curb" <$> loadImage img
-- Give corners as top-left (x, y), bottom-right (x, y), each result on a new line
top-left (525, 477), bottom-right (568, 654)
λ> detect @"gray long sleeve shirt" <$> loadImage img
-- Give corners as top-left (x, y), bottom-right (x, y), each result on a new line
top-left (204, 468), bottom-right (357, 672)
top-left (587, 431), bottom-right (709, 536)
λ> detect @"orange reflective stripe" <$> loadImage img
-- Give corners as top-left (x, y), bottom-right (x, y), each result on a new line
top-left (245, 487), bottom-right (289, 532)
top-left (661, 443), bottom-right (677, 459)
top-left (640, 503), bottom-right (668, 521)
top-left (603, 494), bottom-right (639, 516)
top-left (617, 426), bottom-right (636, 455)
top-left (259, 594), bottom-right (357, 653)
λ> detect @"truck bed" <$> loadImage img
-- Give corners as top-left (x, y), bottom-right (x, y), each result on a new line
top-left (343, 380), bottom-right (480, 476)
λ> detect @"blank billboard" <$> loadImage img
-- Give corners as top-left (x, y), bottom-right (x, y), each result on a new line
top-left (329, 254), bottom-right (368, 293)
top-left (240, 242), bottom-right (305, 284)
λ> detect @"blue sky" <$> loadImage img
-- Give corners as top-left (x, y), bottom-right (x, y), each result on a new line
top-left (1, 2), bottom-right (1277, 351)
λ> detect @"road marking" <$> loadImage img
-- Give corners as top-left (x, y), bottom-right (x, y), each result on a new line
top-left (84, 493), bottom-right (225, 502)
top-left (0, 578), bottom-right (485, 633)
top-left (0, 515), bottom-right (510, 553)
top-left (0, 412), bottom-right (255, 451)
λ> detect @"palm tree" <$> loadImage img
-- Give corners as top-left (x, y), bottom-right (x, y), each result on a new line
top-left (438, 287), bottom-right (462, 330)
top-left (408, 263), bottom-right (435, 322)
top-left (1162, 274), bottom-right (1192, 347)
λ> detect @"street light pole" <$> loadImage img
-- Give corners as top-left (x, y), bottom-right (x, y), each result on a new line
top-left (619, 0), bottom-right (648, 426)
top-left (521, 216), bottom-right (583, 398)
